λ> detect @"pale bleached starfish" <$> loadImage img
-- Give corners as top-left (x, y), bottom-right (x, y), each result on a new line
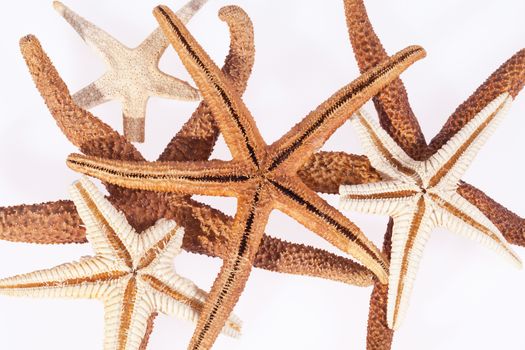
top-left (339, 95), bottom-right (522, 330)
top-left (0, 177), bottom-right (241, 350)
top-left (54, 0), bottom-right (206, 142)
top-left (65, 4), bottom-right (426, 349)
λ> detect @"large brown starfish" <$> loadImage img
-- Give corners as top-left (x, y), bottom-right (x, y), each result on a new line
top-left (66, 4), bottom-right (427, 349)
top-left (293, 0), bottom-right (525, 348)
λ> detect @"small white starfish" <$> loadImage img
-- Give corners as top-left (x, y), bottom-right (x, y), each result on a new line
top-left (53, 0), bottom-right (206, 142)
top-left (339, 93), bottom-right (522, 330)
top-left (0, 177), bottom-right (241, 350)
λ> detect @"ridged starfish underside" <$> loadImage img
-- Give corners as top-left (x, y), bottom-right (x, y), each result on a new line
top-left (65, 4), bottom-right (429, 349)
top-left (0, 178), bottom-right (242, 350)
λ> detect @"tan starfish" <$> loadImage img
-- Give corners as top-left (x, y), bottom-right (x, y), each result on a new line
top-left (340, 97), bottom-right (522, 329)
top-left (65, 4), bottom-right (426, 349)
top-left (0, 177), bottom-right (242, 350)
top-left (54, 0), bottom-right (206, 142)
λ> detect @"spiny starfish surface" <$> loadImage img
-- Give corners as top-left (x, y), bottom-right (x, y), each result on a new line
top-left (0, 177), bottom-right (242, 350)
top-left (8, 7), bottom-right (376, 290)
top-left (340, 95), bottom-right (522, 329)
top-left (66, 4), bottom-right (427, 348)
top-left (54, 0), bottom-right (205, 142)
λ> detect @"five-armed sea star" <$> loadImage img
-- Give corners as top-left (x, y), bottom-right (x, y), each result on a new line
top-left (0, 177), bottom-right (242, 350)
top-left (340, 95), bottom-right (522, 329)
top-left (66, 4), bottom-right (427, 349)
top-left (54, 0), bottom-right (206, 142)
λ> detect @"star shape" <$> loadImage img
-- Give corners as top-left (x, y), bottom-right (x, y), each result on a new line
top-left (66, 5), bottom-right (426, 349)
top-left (0, 177), bottom-right (241, 350)
top-left (54, 0), bottom-right (206, 142)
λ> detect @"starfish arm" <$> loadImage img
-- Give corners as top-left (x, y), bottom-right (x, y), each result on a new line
top-left (424, 94), bottom-right (512, 190)
top-left (0, 200), bottom-right (86, 244)
top-left (428, 49), bottom-right (525, 154)
top-left (154, 5), bottom-right (266, 167)
top-left (270, 176), bottom-right (388, 283)
top-left (150, 71), bottom-right (200, 101)
top-left (267, 46), bottom-right (426, 173)
top-left (386, 196), bottom-right (435, 330)
top-left (430, 191), bottom-right (521, 267)
top-left (53, 1), bottom-right (127, 65)
top-left (457, 182), bottom-right (525, 247)
top-left (366, 219), bottom-right (394, 350)
top-left (343, 0), bottom-right (427, 159)
top-left (67, 154), bottom-right (252, 196)
top-left (298, 151), bottom-right (382, 194)
top-left (350, 109), bottom-right (421, 182)
top-left (141, 272), bottom-right (242, 338)
top-left (72, 79), bottom-right (113, 110)
top-left (19, 35), bottom-right (143, 161)
top-left (138, 0), bottom-right (210, 61)
top-left (121, 94), bottom-right (150, 143)
top-left (135, 219), bottom-right (183, 268)
top-left (158, 5), bottom-right (255, 163)
top-left (69, 178), bottom-right (136, 266)
top-left (339, 181), bottom-right (419, 216)
top-left (102, 280), bottom-right (156, 350)
top-left (0, 256), bottom-right (120, 299)
top-left (188, 191), bottom-right (272, 350)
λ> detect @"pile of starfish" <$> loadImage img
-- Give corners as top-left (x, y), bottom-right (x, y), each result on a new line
top-left (0, 0), bottom-right (524, 349)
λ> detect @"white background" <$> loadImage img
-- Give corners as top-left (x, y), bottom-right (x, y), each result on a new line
top-left (0, 0), bottom-right (524, 349)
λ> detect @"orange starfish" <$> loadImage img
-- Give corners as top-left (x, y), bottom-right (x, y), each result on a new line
top-left (66, 4), bottom-right (426, 349)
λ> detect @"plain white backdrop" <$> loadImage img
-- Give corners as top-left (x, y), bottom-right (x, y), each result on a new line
top-left (0, 0), bottom-right (524, 349)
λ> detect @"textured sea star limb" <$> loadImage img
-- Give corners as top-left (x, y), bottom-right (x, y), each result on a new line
top-left (10, 14), bottom-right (375, 288)
top-left (53, 0), bottom-right (206, 142)
top-left (67, 5), bottom-right (425, 348)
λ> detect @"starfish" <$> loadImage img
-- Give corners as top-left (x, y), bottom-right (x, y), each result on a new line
top-left (340, 96), bottom-right (522, 329)
top-left (293, 0), bottom-right (525, 348)
top-left (4, 5), bottom-right (375, 305)
top-left (0, 177), bottom-right (242, 350)
top-left (53, 0), bottom-right (206, 142)
top-left (65, 4), bottom-right (427, 348)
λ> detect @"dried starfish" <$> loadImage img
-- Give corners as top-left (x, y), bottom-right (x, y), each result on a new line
top-left (66, 4), bottom-right (426, 348)
top-left (340, 97), bottom-right (522, 329)
top-left (0, 177), bottom-right (242, 350)
top-left (291, 0), bottom-right (525, 348)
top-left (54, 0), bottom-right (205, 142)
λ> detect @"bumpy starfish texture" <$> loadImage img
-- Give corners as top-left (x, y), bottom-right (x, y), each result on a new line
top-left (54, 0), bottom-right (205, 142)
top-left (66, 4), bottom-right (427, 349)
top-left (0, 177), bottom-right (242, 350)
top-left (340, 96), bottom-right (522, 329)
top-left (6, 7), bottom-right (376, 293)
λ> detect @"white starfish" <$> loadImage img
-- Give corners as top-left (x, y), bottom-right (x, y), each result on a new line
top-left (0, 177), bottom-right (241, 350)
top-left (339, 93), bottom-right (522, 330)
top-left (53, 0), bottom-right (207, 142)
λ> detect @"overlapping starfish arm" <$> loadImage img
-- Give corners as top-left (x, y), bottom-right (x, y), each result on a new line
top-left (267, 46), bottom-right (426, 172)
top-left (432, 191), bottom-right (521, 266)
top-left (54, 0), bottom-right (205, 142)
top-left (424, 93), bottom-right (512, 190)
top-left (343, 0), bottom-right (427, 160)
top-left (19, 35), bottom-right (143, 161)
top-left (340, 180), bottom-right (419, 216)
top-left (349, 109), bottom-right (421, 183)
top-left (0, 200), bottom-right (85, 244)
top-left (158, 5), bottom-right (255, 162)
top-left (271, 176), bottom-right (388, 281)
top-left (386, 196), bottom-right (436, 330)
top-left (428, 49), bottom-right (525, 154)
top-left (154, 5), bottom-right (266, 167)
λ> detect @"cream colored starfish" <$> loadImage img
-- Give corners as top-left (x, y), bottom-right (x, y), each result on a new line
top-left (54, 0), bottom-right (205, 142)
top-left (339, 93), bottom-right (522, 330)
top-left (0, 177), bottom-right (241, 350)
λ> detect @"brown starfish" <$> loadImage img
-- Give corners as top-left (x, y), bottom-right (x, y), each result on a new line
top-left (66, 4), bottom-right (426, 349)
top-left (1, 9), bottom-right (379, 343)
top-left (291, 0), bottom-right (525, 348)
